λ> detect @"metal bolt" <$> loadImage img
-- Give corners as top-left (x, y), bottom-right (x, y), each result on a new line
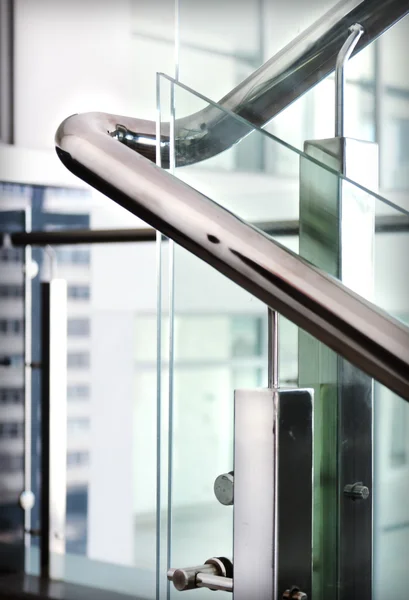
top-left (214, 471), bottom-right (234, 506)
top-left (343, 481), bottom-right (370, 500)
top-left (167, 557), bottom-right (229, 592)
top-left (283, 586), bottom-right (308, 600)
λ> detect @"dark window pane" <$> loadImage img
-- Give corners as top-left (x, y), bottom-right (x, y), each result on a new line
top-left (0, 388), bottom-right (24, 404)
top-left (67, 385), bottom-right (90, 399)
top-left (56, 248), bottom-right (90, 265)
top-left (0, 422), bottom-right (24, 439)
top-left (0, 248), bottom-right (23, 263)
top-left (67, 285), bottom-right (90, 300)
top-left (0, 285), bottom-right (23, 298)
top-left (0, 319), bottom-right (23, 335)
top-left (0, 454), bottom-right (24, 472)
top-left (67, 353), bottom-right (90, 369)
top-left (67, 319), bottom-right (90, 337)
top-left (0, 354), bottom-right (24, 367)
top-left (67, 451), bottom-right (90, 467)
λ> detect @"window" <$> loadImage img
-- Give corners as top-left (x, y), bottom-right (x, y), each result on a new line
top-left (0, 284), bottom-right (24, 298)
top-left (391, 398), bottom-right (408, 467)
top-left (397, 118), bottom-right (409, 164)
top-left (0, 248), bottom-right (23, 263)
top-left (55, 248), bottom-right (90, 265)
top-left (67, 384), bottom-right (90, 400)
top-left (67, 352), bottom-right (90, 369)
top-left (230, 316), bottom-right (263, 358)
top-left (0, 354), bottom-right (24, 367)
top-left (0, 388), bottom-right (24, 404)
top-left (0, 453), bottom-right (24, 472)
top-left (68, 418), bottom-right (90, 433)
top-left (67, 451), bottom-right (89, 468)
top-left (0, 319), bottom-right (24, 335)
top-left (67, 318), bottom-right (90, 337)
top-left (67, 285), bottom-right (90, 300)
top-left (0, 422), bottom-right (24, 439)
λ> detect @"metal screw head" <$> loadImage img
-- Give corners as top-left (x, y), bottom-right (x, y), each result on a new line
top-left (172, 569), bottom-right (193, 591)
top-left (343, 482), bottom-right (370, 500)
top-left (214, 472), bottom-right (234, 506)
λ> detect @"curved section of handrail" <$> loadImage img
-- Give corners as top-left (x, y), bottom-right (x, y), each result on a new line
top-left (110, 0), bottom-right (408, 167)
top-left (56, 111), bottom-right (409, 401)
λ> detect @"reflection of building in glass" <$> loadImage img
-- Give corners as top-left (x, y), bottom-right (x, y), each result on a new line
top-left (0, 182), bottom-right (92, 554)
top-left (0, 242), bottom-right (25, 541)
top-left (43, 188), bottom-right (92, 555)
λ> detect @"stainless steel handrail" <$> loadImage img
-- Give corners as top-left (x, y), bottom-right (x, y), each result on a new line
top-left (110, 0), bottom-right (408, 167)
top-left (55, 111), bottom-right (409, 401)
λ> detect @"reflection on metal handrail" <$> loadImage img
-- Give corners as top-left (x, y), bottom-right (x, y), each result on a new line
top-left (55, 111), bottom-right (409, 401)
top-left (111, 0), bottom-right (407, 167)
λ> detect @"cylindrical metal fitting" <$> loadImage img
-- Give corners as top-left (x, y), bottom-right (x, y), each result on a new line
top-left (196, 573), bottom-right (233, 592)
top-left (167, 556), bottom-right (231, 591)
top-left (214, 471), bottom-right (234, 506)
top-left (170, 563), bottom-right (219, 591)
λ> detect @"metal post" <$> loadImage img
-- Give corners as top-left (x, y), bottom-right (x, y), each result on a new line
top-left (299, 23), bottom-right (376, 600)
top-left (266, 304), bottom-right (279, 598)
top-left (267, 308), bottom-right (279, 389)
top-left (40, 279), bottom-right (67, 580)
top-left (335, 24), bottom-right (364, 138)
top-left (23, 207), bottom-right (33, 559)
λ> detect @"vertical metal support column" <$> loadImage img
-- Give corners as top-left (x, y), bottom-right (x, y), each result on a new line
top-left (267, 309), bottom-right (279, 390)
top-left (40, 280), bottom-right (67, 580)
top-left (299, 24), bottom-right (377, 600)
top-left (23, 208), bottom-right (33, 563)
top-left (277, 389), bottom-right (314, 599)
top-left (233, 387), bottom-right (313, 600)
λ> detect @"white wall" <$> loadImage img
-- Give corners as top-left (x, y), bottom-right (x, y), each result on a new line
top-left (14, 0), bottom-right (135, 150)
top-left (0, 143), bottom-right (85, 186)
top-left (13, 0), bottom-right (180, 150)
top-left (88, 311), bottom-right (135, 565)
top-left (263, 0), bottom-right (344, 58)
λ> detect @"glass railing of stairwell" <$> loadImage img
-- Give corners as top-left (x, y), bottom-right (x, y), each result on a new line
top-left (53, 76), bottom-right (409, 600)
top-left (157, 72), bottom-right (409, 600)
